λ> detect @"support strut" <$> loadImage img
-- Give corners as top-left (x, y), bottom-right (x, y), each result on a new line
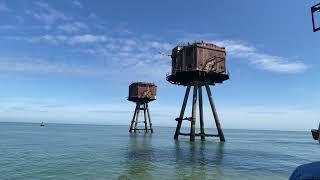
top-left (174, 86), bottom-right (191, 140)
top-left (129, 102), bottom-right (153, 133)
top-left (173, 84), bottom-right (225, 142)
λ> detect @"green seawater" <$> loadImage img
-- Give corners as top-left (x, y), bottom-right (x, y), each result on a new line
top-left (0, 122), bottom-right (319, 180)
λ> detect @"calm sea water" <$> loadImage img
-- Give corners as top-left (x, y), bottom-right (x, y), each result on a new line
top-left (0, 122), bottom-right (319, 180)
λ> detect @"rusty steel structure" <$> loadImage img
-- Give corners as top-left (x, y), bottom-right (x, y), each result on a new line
top-left (167, 42), bottom-right (229, 85)
top-left (167, 42), bottom-right (229, 142)
top-left (311, 3), bottom-right (320, 32)
top-left (128, 82), bottom-right (157, 133)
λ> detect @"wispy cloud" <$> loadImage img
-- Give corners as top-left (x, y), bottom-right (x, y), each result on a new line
top-left (179, 33), bottom-right (308, 74)
top-left (2, 24), bottom-right (174, 82)
top-left (69, 34), bottom-right (109, 44)
top-left (89, 12), bottom-right (97, 18)
top-left (0, 25), bottom-right (16, 30)
top-left (0, 57), bottom-right (116, 76)
top-left (0, 2), bottom-right (11, 12)
top-left (5, 32), bottom-right (307, 79)
top-left (213, 40), bottom-right (308, 73)
top-left (25, 1), bottom-right (70, 28)
top-left (57, 22), bottom-right (88, 33)
top-left (4, 13), bottom-right (307, 77)
top-left (22, 34), bottom-right (110, 44)
top-left (72, 0), bottom-right (83, 8)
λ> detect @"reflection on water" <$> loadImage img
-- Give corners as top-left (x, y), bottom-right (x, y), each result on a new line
top-left (119, 134), bottom-right (155, 179)
top-left (119, 133), bottom-right (226, 179)
top-left (0, 124), bottom-right (315, 179)
top-left (173, 140), bottom-right (225, 179)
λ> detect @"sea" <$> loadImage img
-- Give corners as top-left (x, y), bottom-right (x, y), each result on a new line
top-left (0, 122), bottom-right (319, 180)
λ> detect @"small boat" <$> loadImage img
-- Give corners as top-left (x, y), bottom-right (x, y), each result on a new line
top-left (40, 122), bottom-right (45, 127)
top-left (311, 129), bottom-right (319, 140)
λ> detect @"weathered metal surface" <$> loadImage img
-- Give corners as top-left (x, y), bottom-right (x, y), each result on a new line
top-left (169, 42), bottom-right (228, 142)
top-left (128, 82), bottom-right (157, 102)
top-left (173, 85), bottom-right (226, 142)
top-left (205, 85), bottom-right (225, 142)
top-left (174, 86), bottom-right (191, 140)
top-left (143, 103), bottom-right (148, 133)
top-left (198, 86), bottom-right (205, 141)
top-left (129, 102), bottom-right (154, 133)
top-left (167, 42), bottom-right (229, 85)
top-left (146, 103), bottom-right (153, 133)
top-left (134, 102), bottom-right (140, 133)
top-left (190, 85), bottom-right (198, 142)
top-left (129, 103), bottom-right (139, 133)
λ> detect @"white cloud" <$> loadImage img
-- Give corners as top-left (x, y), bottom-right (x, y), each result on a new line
top-left (0, 25), bottom-right (16, 30)
top-left (69, 34), bottom-right (109, 44)
top-left (6, 29), bottom-right (308, 77)
top-left (25, 1), bottom-right (69, 28)
top-left (179, 33), bottom-right (308, 74)
top-left (57, 22), bottom-right (88, 33)
top-left (22, 34), bottom-right (110, 45)
top-left (89, 12), bottom-right (97, 18)
top-left (0, 57), bottom-right (115, 76)
top-left (213, 40), bottom-right (308, 73)
top-left (1, 32), bottom-right (172, 82)
top-left (72, 0), bottom-right (83, 8)
top-left (0, 2), bottom-right (11, 12)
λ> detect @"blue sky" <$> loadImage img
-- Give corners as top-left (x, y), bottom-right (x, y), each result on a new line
top-left (0, 0), bottom-right (319, 130)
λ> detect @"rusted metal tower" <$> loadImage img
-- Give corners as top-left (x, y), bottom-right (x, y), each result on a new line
top-left (166, 42), bottom-right (229, 142)
top-left (128, 82), bottom-right (157, 133)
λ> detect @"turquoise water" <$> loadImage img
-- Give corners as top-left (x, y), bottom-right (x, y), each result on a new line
top-left (0, 122), bottom-right (319, 180)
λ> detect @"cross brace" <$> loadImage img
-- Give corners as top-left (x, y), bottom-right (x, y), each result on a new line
top-left (174, 85), bottom-right (225, 142)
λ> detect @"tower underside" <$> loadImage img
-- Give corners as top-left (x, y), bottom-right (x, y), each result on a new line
top-left (174, 84), bottom-right (225, 142)
top-left (129, 102), bottom-right (153, 133)
top-left (166, 71), bottom-right (229, 86)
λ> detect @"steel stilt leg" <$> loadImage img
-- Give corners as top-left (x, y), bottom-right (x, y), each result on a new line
top-left (205, 85), bottom-right (225, 142)
top-left (174, 86), bottom-right (191, 140)
top-left (190, 85), bottom-right (198, 142)
top-left (199, 86), bottom-right (205, 141)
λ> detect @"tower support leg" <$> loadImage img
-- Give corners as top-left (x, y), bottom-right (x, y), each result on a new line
top-left (143, 103), bottom-right (148, 133)
top-left (198, 86), bottom-right (205, 141)
top-left (134, 102), bottom-right (140, 133)
top-left (174, 86), bottom-right (191, 140)
top-left (205, 85), bottom-right (225, 142)
top-left (146, 103), bottom-right (153, 133)
top-left (129, 103), bottom-right (138, 133)
top-left (190, 85), bottom-right (198, 142)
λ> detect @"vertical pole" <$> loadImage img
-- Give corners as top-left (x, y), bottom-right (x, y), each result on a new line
top-left (174, 86), bottom-right (191, 140)
top-left (134, 102), bottom-right (140, 133)
top-left (198, 85), bottom-right (205, 141)
top-left (129, 103), bottom-right (138, 132)
top-left (205, 85), bottom-right (225, 142)
top-left (318, 122), bottom-right (320, 144)
top-left (143, 103), bottom-right (148, 133)
top-left (312, 7), bottom-right (316, 32)
top-left (146, 103), bottom-right (153, 133)
top-left (190, 85), bottom-right (198, 142)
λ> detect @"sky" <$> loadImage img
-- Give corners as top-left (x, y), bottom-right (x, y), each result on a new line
top-left (0, 0), bottom-right (319, 131)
